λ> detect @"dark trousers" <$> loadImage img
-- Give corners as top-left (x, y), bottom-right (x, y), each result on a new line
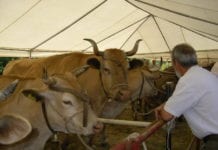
top-left (202, 134), bottom-right (218, 150)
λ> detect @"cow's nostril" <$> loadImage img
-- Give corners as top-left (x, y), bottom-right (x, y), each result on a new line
top-left (118, 90), bottom-right (130, 101)
top-left (93, 122), bottom-right (104, 133)
top-left (118, 91), bottom-right (123, 96)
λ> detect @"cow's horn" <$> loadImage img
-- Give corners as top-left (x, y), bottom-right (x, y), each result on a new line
top-left (42, 67), bottom-right (48, 80)
top-left (42, 67), bottom-right (56, 86)
top-left (84, 38), bottom-right (103, 56)
top-left (0, 79), bottom-right (19, 101)
top-left (43, 77), bottom-right (56, 87)
top-left (126, 39), bottom-right (142, 56)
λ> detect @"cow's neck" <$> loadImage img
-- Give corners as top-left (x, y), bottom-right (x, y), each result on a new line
top-left (131, 71), bottom-right (145, 101)
top-left (29, 103), bottom-right (54, 150)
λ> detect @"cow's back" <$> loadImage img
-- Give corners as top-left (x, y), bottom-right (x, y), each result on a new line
top-left (3, 52), bottom-right (97, 78)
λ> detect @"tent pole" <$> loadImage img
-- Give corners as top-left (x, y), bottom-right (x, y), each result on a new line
top-left (82, 16), bottom-right (149, 52)
top-left (134, 0), bottom-right (218, 25)
top-left (125, 0), bottom-right (218, 40)
top-left (152, 16), bottom-right (171, 51)
top-left (29, 0), bottom-right (107, 53)
top-left (120, 15), bottom-right (150, 49)
top-left (0, 0), bottom-right (42, 35)
top-left (180, 27), bottom-right (187, 43)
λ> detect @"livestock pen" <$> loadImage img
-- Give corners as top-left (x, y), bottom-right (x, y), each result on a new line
top-left (43, 104), bottom-right (197, 150)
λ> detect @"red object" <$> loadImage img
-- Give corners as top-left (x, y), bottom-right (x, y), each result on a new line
top-left (110, 120), bottom-right (166, 150)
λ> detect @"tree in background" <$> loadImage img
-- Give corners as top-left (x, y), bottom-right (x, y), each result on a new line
top-left (0, 57), bottom-right (17, 74)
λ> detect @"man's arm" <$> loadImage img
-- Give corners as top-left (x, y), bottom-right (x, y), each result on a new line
top-left (155, 103), bottom-right (174, 121)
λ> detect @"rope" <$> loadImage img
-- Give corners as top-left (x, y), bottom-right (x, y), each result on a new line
top-left (132, 71), bottom-right (168, 117)
top-left (41, 101), bottom-right (57, 134)
top-left (77, 134), bottom-right (94, 150)
top-left (99, 71), bottom-right (112, 101)
top-left (166, 118), bottom-right (176, 150)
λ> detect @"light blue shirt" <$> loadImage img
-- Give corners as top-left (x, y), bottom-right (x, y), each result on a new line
top-left (164, 65), bottom-right (218, 139)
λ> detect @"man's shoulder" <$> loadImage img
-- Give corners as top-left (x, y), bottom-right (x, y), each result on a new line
top-left (211, 62), bottom-right (218, 76)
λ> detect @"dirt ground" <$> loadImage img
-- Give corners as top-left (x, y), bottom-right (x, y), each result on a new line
top-left (105, 104), bottom-right (195, 150)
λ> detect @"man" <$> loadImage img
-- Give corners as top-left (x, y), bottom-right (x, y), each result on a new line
top-left (155, 43), bottom-right (218, 150)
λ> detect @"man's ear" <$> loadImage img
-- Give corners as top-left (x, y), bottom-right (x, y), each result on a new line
top-left (22, 89), bottom-right (44, 102)
top-left (174, 60), bottom-right (182, 70)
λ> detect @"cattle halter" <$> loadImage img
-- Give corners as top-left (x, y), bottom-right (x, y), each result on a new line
top-left (99, 58), bottom-right (129, 101)
top-left (132, 71), bottom-right (165, 118)
top-left (40, 74), bottom-right (92, 137)
top-left (40, 97), bottom-right (94, 150)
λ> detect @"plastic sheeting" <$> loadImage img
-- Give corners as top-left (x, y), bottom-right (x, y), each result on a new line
top-left (0, 0), bottom-right (217, 58)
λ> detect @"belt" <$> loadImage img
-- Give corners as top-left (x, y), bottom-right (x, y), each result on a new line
top-left (203, 134), bottom-right (218, 143)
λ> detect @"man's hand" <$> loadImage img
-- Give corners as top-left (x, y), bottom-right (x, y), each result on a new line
top-left (154, 103), bottom-right (174, 121)
top-left (154, 103), bottom-right (165, 120)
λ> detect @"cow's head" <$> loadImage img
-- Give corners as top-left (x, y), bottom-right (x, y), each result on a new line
top-left (22, 73), bottom-right (102, 135)
top-left (128, 61), bottom-right (160, 101)
top-left (84, 39), bottom-right (142, 102)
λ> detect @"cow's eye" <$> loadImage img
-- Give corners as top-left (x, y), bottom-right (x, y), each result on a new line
top-left (63, 100), bottom-right (73, 106)
top-left (103, 68), bottom-right (110, 74)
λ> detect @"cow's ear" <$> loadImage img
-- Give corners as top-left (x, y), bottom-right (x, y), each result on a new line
top-left (87, 58), bottom-right (100, 69)
top-left (22, 89), bottom-right (44, 102)
top-left (0, 114), bottom-right (32, 145)
top-left (129, 59), bottom-right (144, 70)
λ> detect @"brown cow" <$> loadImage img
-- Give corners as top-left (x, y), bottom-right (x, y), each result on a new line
top-left (0, 73), bottom-right (102, 150)
top-left (131, 64), bottom-right (178, 120)
top-left (3, 39), bottom-right (145, 118)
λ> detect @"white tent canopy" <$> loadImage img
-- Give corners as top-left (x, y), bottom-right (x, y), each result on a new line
top-left (0, 0), bottom-right (218, 59)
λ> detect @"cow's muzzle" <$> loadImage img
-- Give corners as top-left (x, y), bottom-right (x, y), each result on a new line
top-left (117, 88), bottom-right (131, 101)
top-left (93, 121), bottom-right (104, 134)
